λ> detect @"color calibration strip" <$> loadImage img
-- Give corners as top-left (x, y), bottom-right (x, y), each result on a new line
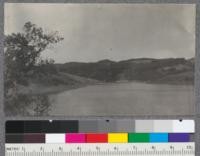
top-left (6, 133), bottom-right (192, 143)
top-left (6, 120), bottom-right (194, 133)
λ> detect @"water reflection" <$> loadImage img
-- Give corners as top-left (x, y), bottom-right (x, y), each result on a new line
top-left (4, 81), bottom-right (194, 116)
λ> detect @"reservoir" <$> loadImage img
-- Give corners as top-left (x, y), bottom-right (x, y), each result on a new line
top-left (49, 82), bottom-right (194, 116)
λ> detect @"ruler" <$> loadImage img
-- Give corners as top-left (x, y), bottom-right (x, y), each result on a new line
top-left (6, 143), bottom-right (195, 156)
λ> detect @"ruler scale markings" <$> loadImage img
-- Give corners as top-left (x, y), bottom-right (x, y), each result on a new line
top-left (6, 143), bottom-right (194, 156)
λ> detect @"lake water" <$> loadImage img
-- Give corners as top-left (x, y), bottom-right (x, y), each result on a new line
top-left (49, 82), bottom-right (194, 116)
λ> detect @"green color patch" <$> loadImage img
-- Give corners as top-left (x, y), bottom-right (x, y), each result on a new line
top-left (128, 133), bottom-right (150, 142)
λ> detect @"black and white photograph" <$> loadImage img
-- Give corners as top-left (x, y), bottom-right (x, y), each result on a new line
top-left (4, 3), bottom-right (195, 116)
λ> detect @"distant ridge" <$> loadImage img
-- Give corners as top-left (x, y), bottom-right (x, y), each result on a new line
top-left (17, 57), bottom-right (194, 95)
top-left (55, 57), bottom-right (194, 84)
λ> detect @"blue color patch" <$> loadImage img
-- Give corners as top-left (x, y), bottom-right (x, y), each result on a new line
top-left (150, 133), bottom-right (168, 142)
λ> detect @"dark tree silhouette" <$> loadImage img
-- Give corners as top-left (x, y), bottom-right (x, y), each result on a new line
top-left (4, 22), bottom-right (64, 115)
top-left (5, 22), bottom-right (63, 82)
top-left (5, 21), bottom-right (63, 84)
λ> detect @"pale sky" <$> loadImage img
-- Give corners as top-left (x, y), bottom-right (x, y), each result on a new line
top-left (5, 3), bottom-right (196, 63)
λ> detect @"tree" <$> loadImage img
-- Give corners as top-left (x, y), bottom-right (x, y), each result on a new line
top-left (4, 22), bottom-right (64, 86)
top-left (4, 22), bottom-right (64, 115)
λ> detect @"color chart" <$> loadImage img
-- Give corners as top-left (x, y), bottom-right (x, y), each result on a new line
top-left (5, 120), bottom-right (195, 156)
top-left (6, 120), bottom-right (194, 143)
top-left (6, 120), bottom-right (195, 133)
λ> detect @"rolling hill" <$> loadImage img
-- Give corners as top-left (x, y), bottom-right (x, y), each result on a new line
top-left (17, 57), bottom-right (194, 95)
top-left (56, 58), bottom-right (194, 85)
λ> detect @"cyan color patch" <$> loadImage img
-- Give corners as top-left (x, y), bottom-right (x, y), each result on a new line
top-left (150, 133), bottom-right (168, 142)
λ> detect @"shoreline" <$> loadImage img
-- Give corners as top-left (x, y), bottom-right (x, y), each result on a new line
top-left (17, 83), bottom-right (88, 95)
top-left (17, 80), bottom-right (194, 96)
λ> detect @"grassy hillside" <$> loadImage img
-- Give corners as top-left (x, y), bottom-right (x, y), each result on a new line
top-left (17, 66), bottom-right (99, 95)
top-left (16, 57), bottom-right (194, 95)
top-left (56, 58), bottom-right (194, 85)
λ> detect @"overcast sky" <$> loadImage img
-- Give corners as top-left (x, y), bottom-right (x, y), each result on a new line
top-left (5, 3), bottom-right (195, 63)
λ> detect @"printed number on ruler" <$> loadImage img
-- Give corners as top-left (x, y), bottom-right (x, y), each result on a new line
top-left (6, 143), bottom-right (194, 156)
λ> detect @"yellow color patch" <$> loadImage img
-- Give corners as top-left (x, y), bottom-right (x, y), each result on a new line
top-left (108, 133), bottom-right (128, 143)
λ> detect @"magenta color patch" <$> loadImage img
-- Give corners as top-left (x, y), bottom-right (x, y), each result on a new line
top-left (65, 133), bottom-right (86, 143)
